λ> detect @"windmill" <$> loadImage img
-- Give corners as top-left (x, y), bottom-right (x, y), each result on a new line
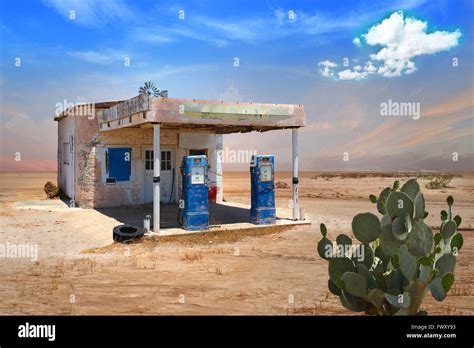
top-left (138, 82), bottom-right (168, 98)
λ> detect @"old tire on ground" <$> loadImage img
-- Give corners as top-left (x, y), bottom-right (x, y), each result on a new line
top-left (113, 225), bottom-right (145, 243)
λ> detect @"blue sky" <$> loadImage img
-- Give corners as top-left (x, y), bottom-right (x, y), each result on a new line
top-left (0, 0), bottom-right (472, 171)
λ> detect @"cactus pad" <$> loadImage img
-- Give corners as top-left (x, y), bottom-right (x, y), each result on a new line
top-left (336, 234), bottom-right (352, 247)
top-left (377, 187), bottom-right (391, 215)
top-left (407, 221), bottom-right (433, 257)
top-left (399, 244), bottom-right (417, 280)
top-left (341, 272), bottom-right (368, 299)
top-left (392, 217), bottom-right (408, 241)
top-left (328, 257), bottom-right (356, 283)
top-left (414, 192), bottom-right (425, 220)
top-left (352, 212), bottom-right (381, 244)
top-left (380, 223), bottom-right (402, 256)
top-left (435, 254), bottom-right (456, 277)
top-left (386, 191), bottom-right (414, 219)
top-left (401, 178), bottom-right (420, 200)
top-left (441, 220), bottom-right (456, 240)
top-left (429, 278), bottom-right (446, 301)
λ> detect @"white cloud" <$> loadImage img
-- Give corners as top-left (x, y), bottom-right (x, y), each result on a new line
top-left (141, 34), bottom-right (173, 44)
top-left (363, 11), bottom-right (461, 77)
top-left (319, 11), bottom-right (461, 80)
top-left (66, 50), bottom-right (126, 64)
top-left (197, 16), bottom-right (260, 42)
top-left (364, 61), bottom-right (377, 74)
top-left (145, 6), bottom-right (397, 47)
top-left (43, 0), bottom-right (133, 27)
top-left (168, 27), bottom-right (229, 47)
top-left (140, 64), bottom-right (219, 81)
top-left (338, 69), bottom-right (367, 80)
top-left (274, 9), bottom-right (286, 25)
top-left (318, 60), bottom-right (338, 78)
top-left (353, 37), bottom-right (361, 46)
top-left (130, 24), bottom-right (229, 48)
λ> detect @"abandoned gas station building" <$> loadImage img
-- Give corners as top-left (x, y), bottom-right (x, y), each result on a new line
top-left (54, 94), bottom-right (306, 232)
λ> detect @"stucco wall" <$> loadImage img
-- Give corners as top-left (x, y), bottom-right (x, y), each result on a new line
top-left (216, 134), bottom-right (224, 203)
top-left (57, 114), bottom-right (75, 200)
top-left (68, 115), bottom-right (221, 208)
top-left (74, 119), bottom-right (178, 208)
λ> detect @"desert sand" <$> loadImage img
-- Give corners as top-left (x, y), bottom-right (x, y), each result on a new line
top-left (0, 171), bottom-right (472, 315)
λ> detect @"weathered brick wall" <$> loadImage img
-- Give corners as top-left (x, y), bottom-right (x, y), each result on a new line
top-left (73, 115), bottom-right (178, 208)
top-left (72, 113), bottom-right (222, 209)
top-left (74, 115), bottom-right (98, 207)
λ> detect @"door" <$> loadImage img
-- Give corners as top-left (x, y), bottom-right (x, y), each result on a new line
top-left (61, 137), bottom-right (75, 200)
top-left (143, 147), bottom-right (175, 204)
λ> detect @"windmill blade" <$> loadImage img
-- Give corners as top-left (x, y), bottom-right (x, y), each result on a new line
top-left (138, 81), bottom-right (161, 97)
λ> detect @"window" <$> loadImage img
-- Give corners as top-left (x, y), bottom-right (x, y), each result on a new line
top-left (145, 150), bottom-right (153, 170)
top-left (145, 150), bottom-right (171, 171)
top-left (106, 147), bottom-right (131, 182)
top-left (189, 149), bottom-right (207, 156)
top-left (63, 143), bottom-right (70, 164)
top-left (161, 151), bottom-right (171, 171)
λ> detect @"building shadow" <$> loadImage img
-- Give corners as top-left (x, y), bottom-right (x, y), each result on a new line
top-left (95, 202), bottom-right (250, 229)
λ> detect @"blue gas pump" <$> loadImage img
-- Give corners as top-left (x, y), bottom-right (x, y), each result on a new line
top-left (180, 155), bottom-right (209, 231)
top-left (250, 155), bottom-right (276, 224)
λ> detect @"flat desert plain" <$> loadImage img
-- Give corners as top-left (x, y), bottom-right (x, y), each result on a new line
top-left (0, 171), bottom-right (473, 315)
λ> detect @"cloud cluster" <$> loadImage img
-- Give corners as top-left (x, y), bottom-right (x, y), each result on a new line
top-left (319, 11), bottom-right (461, 80)
top-left (318, 60), bottom-right (338, 78)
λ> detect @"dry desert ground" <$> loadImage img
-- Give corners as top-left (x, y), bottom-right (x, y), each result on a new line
top-left (0, 171), bottom-right (473, 315)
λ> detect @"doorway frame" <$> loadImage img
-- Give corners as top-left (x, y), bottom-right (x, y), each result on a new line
top-left (143, 146), bottom-right (177, 204)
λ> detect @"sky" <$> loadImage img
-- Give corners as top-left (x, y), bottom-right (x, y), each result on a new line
top-left (0, 0), bottom-right (473, 171)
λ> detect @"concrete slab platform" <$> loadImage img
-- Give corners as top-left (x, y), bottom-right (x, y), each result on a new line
top-left (15, 199), bottom-right (81, 212)
top-left (96, 200), bottom-right (310, 231)
top-left (154, 218), bottom-right (311, 237)
top-left (14, 199), bottom-right (311, 237)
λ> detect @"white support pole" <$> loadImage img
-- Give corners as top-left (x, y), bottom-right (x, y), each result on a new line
top-left (292, 128), bottom-right (299, 220)
top-left (216, 134), bottom-right (224, 203)
top-left (153, 124), bottom-right (161, 232)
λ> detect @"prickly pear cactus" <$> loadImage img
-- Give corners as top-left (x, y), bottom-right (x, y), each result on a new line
top-left (317, 179), bottom-right (463, 315)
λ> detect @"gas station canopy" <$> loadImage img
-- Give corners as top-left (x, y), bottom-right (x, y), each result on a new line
top-left (98, 94), bottom-right (306, 134)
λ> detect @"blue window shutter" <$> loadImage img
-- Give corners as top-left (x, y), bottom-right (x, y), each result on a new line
top-left (108, 148), bottom-right (131, 181)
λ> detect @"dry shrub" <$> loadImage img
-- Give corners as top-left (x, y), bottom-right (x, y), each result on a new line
top-left (44, 181), bottom-right (59, 198)
top-left (426, 174), bottom-right (453, 189)
top-left (275, 181), bottom-right (290, 189)
top-left (182, 251), bottom-right (203, 262)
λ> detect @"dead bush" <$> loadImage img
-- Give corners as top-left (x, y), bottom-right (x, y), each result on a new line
top-left (426, 174), bottom-right (453, 189)
top-left (182, 251), bottom-right (203, 262)
top-left (275, 181), bottom-right (290, 189)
